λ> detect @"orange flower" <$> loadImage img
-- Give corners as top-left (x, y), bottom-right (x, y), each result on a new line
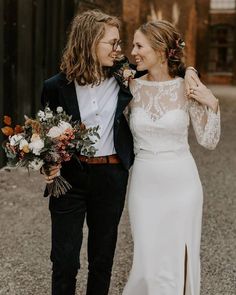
top-left (25, 118), bottom-right (32, 126)
top-left (58, 134), bottom-right (68, 141)
top-left (1, 126), bottom-right (14, 136)
top-left (3, 116), bottom-right (12, 126)
top-left (25, 119), bottom-right (41, 134)
top-left (34, 123), bottom-right (42, 134)
top-left (14, 125), bottom-right (23, 134)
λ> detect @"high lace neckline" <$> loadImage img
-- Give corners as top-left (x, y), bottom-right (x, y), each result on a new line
top-left (135, 76), bottom-right (183, 86)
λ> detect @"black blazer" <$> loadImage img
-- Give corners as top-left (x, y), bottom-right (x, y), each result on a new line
top-left (41, 72), bottom-right (135, 170)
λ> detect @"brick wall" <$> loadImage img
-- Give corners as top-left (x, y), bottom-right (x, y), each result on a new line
top-left (196, 0), bottom-right (236, 85)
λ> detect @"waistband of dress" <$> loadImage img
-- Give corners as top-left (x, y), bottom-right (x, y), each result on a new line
top-left (135, 148), bottom-right (191, 160)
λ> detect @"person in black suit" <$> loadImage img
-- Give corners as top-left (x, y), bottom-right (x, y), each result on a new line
top-left (41, 10), bottom-right (134, 295)
top-left (41, 9), bottom-right (199, 295)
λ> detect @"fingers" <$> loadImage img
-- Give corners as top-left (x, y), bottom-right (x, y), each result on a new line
top-left (189, 86), bottom-right (199, 92)
top-left (45, 179), bottom-right (54, 184)
top-left (188, 87), bottom-right (203, 102)
top-left (186, 86), bottom-right (198, 99)
top-left (41, 164), bottom-right (61, 183)
top-left (190, 85), bottom-right (208, 98)
top-left (43, 173), bottom-right (58, 183)
top-left (189, 87), bottom-right (202, 96)
top-left (48, 166), bottom-right (61, 175)
top-left (41, 164), bottom-right (61, 176)
top-left (185, 83), bottom-right (190, 96)
top-left (190, 73), bottom-right (201, 87)
top-left (188, 93), bottom-right (199, 100)
top-left (187, 76), bottom-right (199, 90)
top-left (185, 73), bottom-right (199, 95)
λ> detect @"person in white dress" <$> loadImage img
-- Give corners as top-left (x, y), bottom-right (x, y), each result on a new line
top-left (122, 20), bottom-right (220, 295)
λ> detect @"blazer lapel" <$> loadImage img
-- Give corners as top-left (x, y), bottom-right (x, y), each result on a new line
top-left (59, 74), bottom-right (81, 121)
top-left (114, 69), bottom-right (147, 119)
top-left (114, 78), bottom-right (133, 120)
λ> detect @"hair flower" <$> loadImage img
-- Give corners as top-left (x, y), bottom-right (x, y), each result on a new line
top-left (176, 38), bottom-right (185, 49)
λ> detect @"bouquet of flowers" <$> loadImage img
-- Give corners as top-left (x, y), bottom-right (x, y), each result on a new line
top-left (1, 106), bottom-right (99, 197)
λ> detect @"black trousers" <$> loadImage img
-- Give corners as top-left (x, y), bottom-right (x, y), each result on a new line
top-left (49, 158), bottom-right (129, 295)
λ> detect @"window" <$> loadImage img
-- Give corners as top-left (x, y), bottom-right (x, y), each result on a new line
top-left (208, 25), bottom-right (234, 73)
top-left (210, 0), bottom-right (236, 10)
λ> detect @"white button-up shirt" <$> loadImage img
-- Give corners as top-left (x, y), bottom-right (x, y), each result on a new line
top-left (75, 77), bottom-right (119, 156)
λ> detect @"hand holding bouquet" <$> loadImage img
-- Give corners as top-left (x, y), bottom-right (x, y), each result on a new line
top-left (1, 106), bottom-right (99, 197)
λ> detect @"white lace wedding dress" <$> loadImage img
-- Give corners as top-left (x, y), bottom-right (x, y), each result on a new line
top-left (122, 77), bottom-right (220, 295)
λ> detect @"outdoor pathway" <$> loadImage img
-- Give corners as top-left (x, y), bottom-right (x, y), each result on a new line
top-left (0, 86), bottom-right (235, 295)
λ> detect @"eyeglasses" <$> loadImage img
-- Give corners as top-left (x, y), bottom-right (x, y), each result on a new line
top-left (100, 40), bottom-right (123, 51)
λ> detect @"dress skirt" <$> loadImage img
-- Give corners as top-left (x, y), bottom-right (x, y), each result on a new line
top-left (123, 149), bottom-right (203, 295)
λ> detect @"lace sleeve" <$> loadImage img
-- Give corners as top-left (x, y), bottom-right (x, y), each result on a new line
top-left (188, 99), bottom-right (220, 150)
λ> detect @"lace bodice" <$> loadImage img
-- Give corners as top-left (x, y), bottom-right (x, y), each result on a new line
top-left (128, 77), bottom-right (220, 154)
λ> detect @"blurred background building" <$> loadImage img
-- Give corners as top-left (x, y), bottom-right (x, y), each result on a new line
top-left (0, 0), bottom-right (235, 167)
top-left (197, 0), bottom-right (236, 84)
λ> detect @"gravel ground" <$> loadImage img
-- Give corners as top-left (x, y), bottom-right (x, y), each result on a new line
top-left (0, 86), bottom-right (235, 295)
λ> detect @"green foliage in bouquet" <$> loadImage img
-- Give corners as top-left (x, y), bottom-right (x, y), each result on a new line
top-left (1, 106), bottom-right (100, 197)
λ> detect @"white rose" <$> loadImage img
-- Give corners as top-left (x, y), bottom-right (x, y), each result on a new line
top-left (19, 139), bottom-right (29, 150)
top-left (31, 134), bottom-right (39, 141)
top-left (46, 126), bottom-right (62, 138)
top-left (56, 106), bottom-right (63, 113)
top-left (37, 110), bottom-right (45, 118)
top-left (45, 112), bottom-right (53, 119)
top-left (28, 158), bottom-right (44, 170)
top-left (29, 135), bottom-right (44, 155)
top-left (9, 134), bottom-right (23, 146)
top-left (58, 121), bottom-right (72, 132)
top-left (47, 121), bottom-right (72, 138)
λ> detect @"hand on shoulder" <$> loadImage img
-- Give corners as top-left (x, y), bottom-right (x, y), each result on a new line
top-left (184, 67), bottom-right (200, 96)
top-left (188, 81), bottom-right (219, 113)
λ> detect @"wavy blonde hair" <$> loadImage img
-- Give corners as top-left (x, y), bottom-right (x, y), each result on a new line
top-left (138, 20), bottom-right (186, 78)
top-left (60, 10), bottom-right (120, 85)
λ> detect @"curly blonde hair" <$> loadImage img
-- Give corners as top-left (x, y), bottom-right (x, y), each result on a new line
top-left (60, 10), bottom-right (120, 85)
top-left (138, 20), bottom-right (186, 78)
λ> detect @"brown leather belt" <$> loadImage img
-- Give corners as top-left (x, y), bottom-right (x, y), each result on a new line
top-left (78, 154), bottom-right (121, 164)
